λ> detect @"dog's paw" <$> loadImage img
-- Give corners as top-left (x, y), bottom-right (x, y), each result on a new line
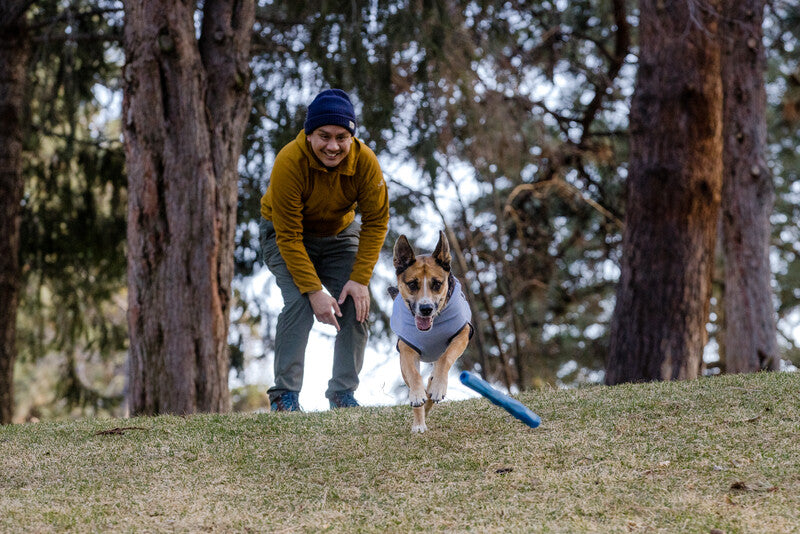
top-left (408, 389), bottom-right (427, 407)
top-left (411, 422), bottom-right (428, 433)
top-left (427, 377), bottom-right (448, 403)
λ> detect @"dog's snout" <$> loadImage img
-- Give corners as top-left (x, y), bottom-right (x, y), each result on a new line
top-left (418, 303), bottom-right (435, 316)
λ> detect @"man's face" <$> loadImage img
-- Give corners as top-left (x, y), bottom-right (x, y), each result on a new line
top-left (307, 125), bottom-right (353, 168)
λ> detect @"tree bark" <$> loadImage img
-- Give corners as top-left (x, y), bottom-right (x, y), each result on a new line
top-left (122, 0), bottom-right (254, 415)
top-left (0, 1), bottom-right (31, 424)
top-left (606, 0), bottom-right (723, 384)
top-left (719, 0), bottom-right (779, 373)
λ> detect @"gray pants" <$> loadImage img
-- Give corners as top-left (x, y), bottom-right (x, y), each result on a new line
top-left (259, 218), bottom-right (368, 402)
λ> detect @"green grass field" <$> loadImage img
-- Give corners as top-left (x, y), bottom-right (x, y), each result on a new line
top-left (1, 371), bottom-right (798, 533)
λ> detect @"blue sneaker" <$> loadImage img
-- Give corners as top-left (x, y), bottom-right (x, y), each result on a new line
top-left (329, 391), bottom-right (360, 409)
top-left (270, 391), bottom-right (301, 412)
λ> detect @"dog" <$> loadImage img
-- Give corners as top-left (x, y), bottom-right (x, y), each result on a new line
top-left (388, 231), bottom-right (472, 433)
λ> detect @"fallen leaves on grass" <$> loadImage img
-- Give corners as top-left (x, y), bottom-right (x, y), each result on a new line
top-left (729, 480), bottom-right (776, 492)
top-left (94, 427), bottom-right (147, 436)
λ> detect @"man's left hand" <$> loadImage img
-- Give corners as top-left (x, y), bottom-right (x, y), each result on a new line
top-left (339, 280), bottom-right (370, 323)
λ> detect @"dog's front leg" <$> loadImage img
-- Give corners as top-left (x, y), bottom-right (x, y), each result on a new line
top-left (399, 341), bottom-right (428, 433)
top-left (399, 341), bottom-right (426, 405)
top-left (428, 325), bottom-right (471, 403)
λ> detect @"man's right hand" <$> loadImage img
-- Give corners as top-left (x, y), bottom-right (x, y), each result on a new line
top-left (308, 290), bottom-right (342, 331)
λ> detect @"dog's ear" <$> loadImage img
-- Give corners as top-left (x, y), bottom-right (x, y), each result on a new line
top-left (432, 230), bottom-right (451, 272)
top-left (393, 235), bottom-right (416, 274)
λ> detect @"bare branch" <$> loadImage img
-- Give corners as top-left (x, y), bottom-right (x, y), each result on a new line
top-left (579, 0), bottom-right (631, 144)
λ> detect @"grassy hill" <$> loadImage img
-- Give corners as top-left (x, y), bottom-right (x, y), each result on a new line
top-left (1, 371), bottom-right (798, 533)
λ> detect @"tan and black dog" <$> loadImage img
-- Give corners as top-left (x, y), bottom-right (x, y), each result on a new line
top-left (389, 231), bottom-right (472, 433)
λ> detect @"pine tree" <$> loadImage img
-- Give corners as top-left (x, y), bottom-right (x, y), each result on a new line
top-left (606, 0), bottom-right (724, 383)
top-left (0, 0), bottom-right (30, 424)
top-left (123, 0), bottom-right (254, 415)
top-left (719, 0), bottom-right (779, 372)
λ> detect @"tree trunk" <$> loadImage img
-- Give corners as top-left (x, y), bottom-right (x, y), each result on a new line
top-left (719, 0), bottom-right (780, 373)
top-left (122, 0), bottom-right (254, 415)
top-left (606, 0), bottom-right (723, 384)
top-left (0, 1), bottom-right (30, 424)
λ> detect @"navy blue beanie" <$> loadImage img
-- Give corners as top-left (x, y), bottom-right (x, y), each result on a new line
top-left (304, 89), bottom-right (357, 135)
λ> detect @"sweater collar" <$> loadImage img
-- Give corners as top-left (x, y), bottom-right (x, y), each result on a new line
top-left (297, 130), bottom-right (359, 176)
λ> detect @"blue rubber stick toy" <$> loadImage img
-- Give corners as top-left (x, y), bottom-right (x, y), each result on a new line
top-left (459, 371), bottom-right (541, 428)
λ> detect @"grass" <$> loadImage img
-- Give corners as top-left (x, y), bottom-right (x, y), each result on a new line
top-left (1, 371), bottom-right (799, 533)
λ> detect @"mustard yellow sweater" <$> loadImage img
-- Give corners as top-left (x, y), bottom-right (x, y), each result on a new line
top-left (260, 131), bottom-right (389, 294)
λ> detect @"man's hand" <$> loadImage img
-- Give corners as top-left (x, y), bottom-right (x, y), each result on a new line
top-left (308, 290), bottom-right (342, 331)
top-left (339, 280), bottom-right (370, 323)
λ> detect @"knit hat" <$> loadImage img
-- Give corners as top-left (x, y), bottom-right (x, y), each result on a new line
top-left (303, 89), bottom-right (357, 135)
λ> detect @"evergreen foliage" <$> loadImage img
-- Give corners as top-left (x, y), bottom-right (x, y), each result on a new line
top-left (16, 0), bottom-right (126, 417)
top-left (9, 0), bottom-right (800, 419)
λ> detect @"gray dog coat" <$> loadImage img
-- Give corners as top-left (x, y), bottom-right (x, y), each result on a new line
top-left (390, 278), bottom-right (473, 363)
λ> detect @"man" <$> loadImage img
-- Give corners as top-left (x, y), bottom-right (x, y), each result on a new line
top-left (260, 89), bottom-right (389, 411)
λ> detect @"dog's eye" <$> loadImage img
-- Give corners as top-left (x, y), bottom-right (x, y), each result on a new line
top-left (406, 280), bottom-right (419, 291)
top-left (431, 279), bottom-right (442, 291)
